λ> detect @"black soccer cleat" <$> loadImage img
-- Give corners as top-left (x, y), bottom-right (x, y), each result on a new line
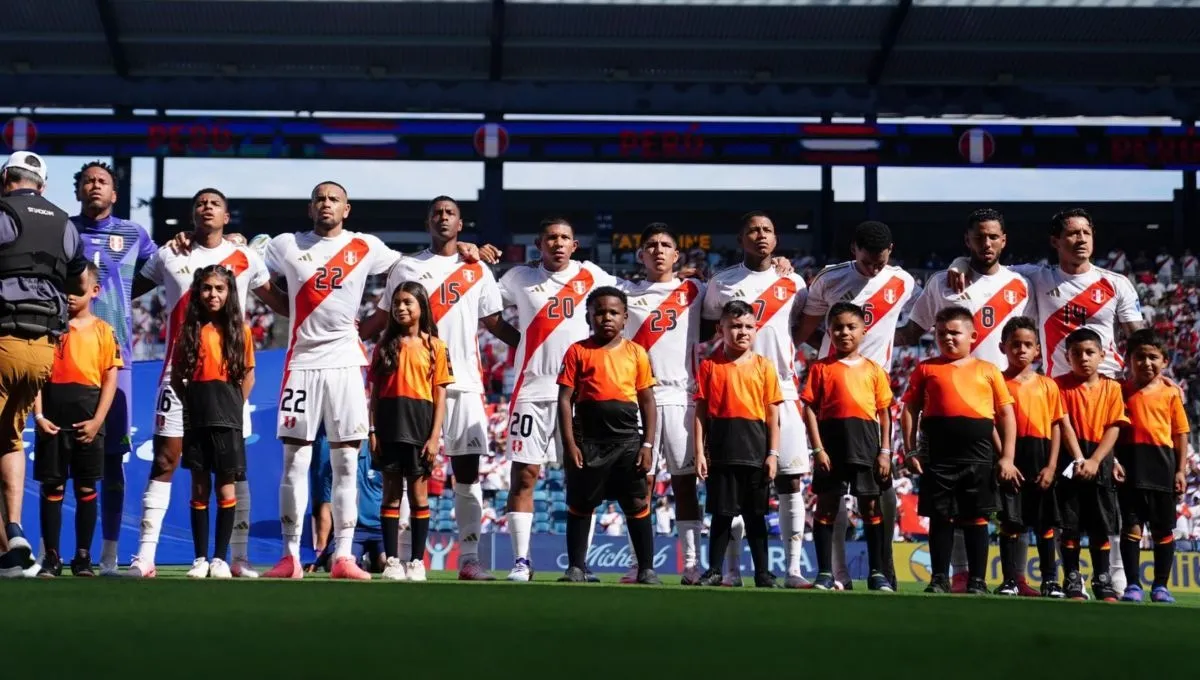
top-left (584, 568), bottom-right (601, 583)
top-left (1064, 571), bottom-right (1088, 600)
top-left (39, 551), bottom-right (63, 578)
top-left (995, 579), bottom-right (1020, 596)
top-left (697, 568), bottom-right (723, 587)
top-left (636, 568), bottom-right (662, 586)
top-left (868, 572), bottom-right (894, 592)
top-left (1041, 581), bottom-right (1066, 599)
top-left (925, 574), bottom-right (951, 594)
top-left (754, 572), bottom-right (781, 589)
top-left (812, 573), bottom-right (837, 591)
top-left (70, 550), bottom-right (95, 577)
top-left (966, 577), bottom-right (989, 595)
top-left (1092, 573), bottom-right (1119, 602)
top-left (557, 566), bottom-right (588, 583)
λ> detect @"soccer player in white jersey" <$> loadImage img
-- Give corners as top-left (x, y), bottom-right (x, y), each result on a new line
top-left (362, 196), bottom-right (520, 580)
top-left (126, 188), bottom-right (284, 578)
top-left (947, 207), bottom-right (1143, 595)
top-left (260, 181), bottom-right (402, 581)
top-left (793, 221), bottom-right (915, 591)
top-left (701, 211), bottom-right (809, 588)
top-left (498, 218), bottom-right (616, 581)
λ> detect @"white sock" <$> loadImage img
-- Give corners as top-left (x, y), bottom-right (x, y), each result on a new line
top-left (832, 501), bottom-right (850, 583)
top-left (454, 482), bottom-right (483, 562)
top-left (951, 530), bottom-right (969, 574)
top-left (329, 445), bottom-right (358, 558)
top-left (100, 540), bottom-right (118, 567)
top-left (726, 515), bottom-right (745, 573)
top-left (509, 512), bottom-right (533, 560)
top-left (398, 492), bottom-right (412, 560)
top-left (779, 492), bottom-right (806, 578)
top-left (280, 444), bottom-right (313, 560)
top-left (137, 480), bottom-right (172, 564)
top-left (587, 512), bottom-right (597, 559)
top-left (232, 480), bottom-right (251, 562)
top-left (1108, 533), bottom-right (1127, 591)
top-left (678, 520), bottom-right (702, 569)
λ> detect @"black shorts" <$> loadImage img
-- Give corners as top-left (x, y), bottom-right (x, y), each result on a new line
top-left (998, 482), bottom-right (1060, 532)
top-left (34, 430), bottom-right (104, 484)
top-left (565, 440), bottom-right (647, 511)
top-left (1119, 487), bottom-right (1175, 537)
top-left (706, 464), bottom-right (769, 517)
top-left (917, 462), bottom-right (998, 521)
top-left (1056, 478), bottom-right (1118, 536)
top-left (183, 427), bottom-right (246, 476)
top-left (811, 458), bottom-right (888, 498)
top-left (373, 442), bottom-right (432, 478)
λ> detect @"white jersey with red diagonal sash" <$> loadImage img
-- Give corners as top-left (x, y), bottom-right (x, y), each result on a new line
top-left (802, 262), bottom-right (915, 369)
top-left (381, 250), bottom-right (502, 395)
top-left (620, 277), bottom-right (705, 406)
top-left (908, 266), bottom-right (1029, 369)
top-left (266, 230), bottom-right (399, 371)
top-left (499, 260), bottom-right (616, 403)
top-left (1012, 263), bottom-right (1141, 378)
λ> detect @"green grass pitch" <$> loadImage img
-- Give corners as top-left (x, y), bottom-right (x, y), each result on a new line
top-left (3, 569), bottom-right (1197, 678)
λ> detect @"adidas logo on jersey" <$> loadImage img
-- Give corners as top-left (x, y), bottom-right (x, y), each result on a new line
top-left (176, 266), bottom-right (191, 275)
top-left (420, 272), bottom-right (434, 280)
top-left (732, 289), bottom-right (745, 298)
top-left (299, 253), bottom-right (313, 262)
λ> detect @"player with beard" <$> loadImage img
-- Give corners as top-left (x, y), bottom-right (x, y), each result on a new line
top-left (792, 221), bottom-right (914, 591)
top-left (701, 212), bottom-right (808, 588)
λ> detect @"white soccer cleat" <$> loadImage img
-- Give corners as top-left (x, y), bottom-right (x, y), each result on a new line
top-left (186, 558), bottom-right (210, 579)
top-left (382, 557), bottom-right (408, 581)
top-left (619, 567), bottom-right (639, 584)
top-left (125, 555), bottom-right (157, 578)
top-left (231, 559), bottom-right (259, 579)
top-left (208, 558), bottom-right (233, 579)
top-left (406, 560), bottom-right (427, 582)
top-left (506, 558), bottom-right (533, 582)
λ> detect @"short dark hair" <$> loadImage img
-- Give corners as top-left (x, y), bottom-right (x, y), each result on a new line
top-left (852, 221), bottom-right (892, 253)
top-left (70, 263), bottom-right (100, 295)
top-left (311, 181), bottom-right (348, 200)
top-left (539, 217), bottom-right (573, 238)
top-left (1050, 208), bottom-right (1093, 237)
top-left (934, 306), bottom-right (973, 326)
top-left (83, 262), bottom-right (101, 283)
top-left (640, 222), bottom-right (675, 246)
top-left (1064, 327), bottom-right (1102, 350)
top-left (74, 161), bottom-right (116, 189)
top-left (192, 187), bottom-right (226, 205)
top-left (721, 300), bottom-right (755, 320)
top-left (968, 208), bottom-right (1005, 232)
top-left (828, 302), bottom-right (864, 323)
top-left (428, 195), bottom-right (459, 215)
top-left (1126, 328), bottom-right (1167, 356)
top-left (1000, 316), bottom-right (1037, 344)
top-left (738, 211), bottom-right (771, 234)
top-left (586, 285), bottom-right (626, 310)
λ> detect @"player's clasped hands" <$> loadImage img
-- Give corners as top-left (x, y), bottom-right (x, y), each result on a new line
top-left (997, 458), bottom-right (1023, 487)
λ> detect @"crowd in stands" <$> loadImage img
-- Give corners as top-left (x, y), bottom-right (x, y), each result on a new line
top-left (127, 246), bottom-right (1200, 545)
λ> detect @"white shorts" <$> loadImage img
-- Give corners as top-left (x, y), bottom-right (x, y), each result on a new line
top-left (443, 391), bottom-right (488, 457)
top-left (778, 399), bottom-right (811, 475)
top-left (155, 381), bottom-right (252, 439)
top-left (652, 404), bottom-right (695, 475)
top-left (507, 400), bottom-right (561, 466)
top-left (276, 367), bottom-right (369, 443)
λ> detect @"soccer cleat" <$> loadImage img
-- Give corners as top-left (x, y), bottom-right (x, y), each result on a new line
top-left (1091, 573), bottom-right (1118, 602)
top-left (263, 555), bottom-right (303, 579)
top-left (406, 560), bottom-right (427, 582)
top-left (331, 556), bottom-right (372, 581)
top-left (995, 579), bottom-right (1020, 596)
top-left (208, 558), bottom-right (233, 579)
top-left (125, 555), bottom-right (156, 579)
top-left (950, 571), bottom-right (969, 594)
top-left (1016, 577), bottom-right (1040, 597)
top-left (925, 575), bottom-right (951, 594)
top-left (868, 572), bottom-right (894, 592)
top-left (584, 568), bottom-right (600, 583)
top-left (1120, 584), bottom-right (1144, 602)
top-left (187, 558), bottom-right (210, 579)
top-left (784, 574), bottom-right (812, 589)
top-left (619, 567), bottom-right (639, 584)
top-left (966, 577), bottom-right (989, 595)
top-left (697, 568), bottom-right (723, 587)
top-left (4, 523), bottom-right (34, 569)
top-left (636, 568), bottom-right (662, 585)
top-left (1041, 581), bottom-right (1066, 599)
top-left (1150, 586), bottom-right (1175, 604)
top-left (1063, 571), bottom-right (1088, 600)
top-left (812, 573), bottom-right (837, 591)
top-left (457, 559), bottom-right (495, 581)
top-left (382, 557), bottom-right (408, 581)
top-left (70, 551), bottom-right (95, 578)
top-left (721, 569), bottom-right (743, 588)
top-left (231, 559), bottom-right (259, 578)
top-left (558, 566), bottom-right (587, 583)
top-left (39, 551), bottom-right (63, 578)
top-left (754, 572), bottom-right (781, 589)
top-left (506, 558), bottom-right (534, 582)
top-left (0, 551), bottom-right (26, 579)
top-left (679, 566), bottom-right (703, 586)
top-left (98, 560), bottom-right (120, 577)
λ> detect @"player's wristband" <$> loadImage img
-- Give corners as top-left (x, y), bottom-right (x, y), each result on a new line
top-left (767, 449), bottom-right (779, 458)
top-left (34, 413), bottom-right (44, 421)
top-left (368, 426), bottom-right (376, 434)
top-left (878, 447), bottom-right (892, 455)
top-left (640, 443), bottom-right (652, 449)
top-left (810, 447), bottom-right (823, 455)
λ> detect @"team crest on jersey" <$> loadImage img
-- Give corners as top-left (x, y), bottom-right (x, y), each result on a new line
top-left (464, 269), bottom-right (475, 283)
top-left (883, 289), bottom-right (896, 305)
top-left (344, 251), bottom-right (358, 265)
top-left (774, 286), bottom-right (788, 300)
top-left (572, 281), bottom-right (586, 294)
top-left (677, 291), bottom-right (688, 305)
top-left (107, 235), bottom-right (124, 251)
top-left (1092, 289), bottom-right (1106, 304)
top-left (1004, 290), bottom-right (1017, 305)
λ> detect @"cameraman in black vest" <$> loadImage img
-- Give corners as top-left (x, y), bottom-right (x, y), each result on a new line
top-left (0, 152), bottom-right (87, 576)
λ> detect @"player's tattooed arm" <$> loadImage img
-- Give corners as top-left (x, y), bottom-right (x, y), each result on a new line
top-left (481, 312), bottom-right (520, 349)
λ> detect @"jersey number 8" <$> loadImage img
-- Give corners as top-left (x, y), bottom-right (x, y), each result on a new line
top-left (980, 305), bottom-right (996, 328)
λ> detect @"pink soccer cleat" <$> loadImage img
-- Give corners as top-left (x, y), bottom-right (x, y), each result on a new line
top-left (331, 556), bottom-right (372, 581)
top-left (619, 567), bottom-right (639, 584)
top-left (951, 572), bottom-right (969, 594)
top-left (458, 560), bottom-right (495, 581)
top-left (263, 555), bottom-right (303, 579)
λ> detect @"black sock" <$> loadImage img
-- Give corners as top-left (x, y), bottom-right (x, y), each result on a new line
top-left (1120, 535), bottom-right (1142, 588)
top-left (864, 515), bottom-right (884, 575)
top-left (813, 514), bottom-right (835, 575)
top-left (214, 499), bottom-right (235, 562)
top-left (190, 501), bottom-right (209, 560)
top-left (410, 506), bottom-right (430, 562)
top-left (566, 510), bottom-right (592, 569)
top-left (381, 507), bottom-right (400, 559)
top-left (626, 511), bottom-right (654, 572)
top-left (744, 513), bottom-right (769, 576)
top-left (1152, 537), bottom-right (1175, 588)
top-left (1061, 534), bottom-right (1081, 574)
top-left (708, 515), bottom-right (733, 573)
top-left (74, 487), bottom-right (98, 555)
top-left (999, 529), bottom-right (1019, 581)
top-left (962, 522), bottom-right (989, 580)
top-left (1037, 530), bottom-right (1058, 584)
top-left (1088, 533), bottom-right (1110, 580)
top-left (929, 518), bottom-right (954, 577)
top-left (39, 487), bottom-right (63, 556)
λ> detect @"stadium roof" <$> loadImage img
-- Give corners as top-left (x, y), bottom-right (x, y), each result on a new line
top-left (4, 0), bottom-right (1200, 118)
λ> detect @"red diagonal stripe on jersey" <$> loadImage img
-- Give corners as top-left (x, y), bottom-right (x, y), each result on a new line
top-left (631, 279), bottom-right (699, 351)
top-left (1043, 277), bottom-right (1116, 376)
top-left (822, 276), bottom-right (906, 358)
top-left (429, 262), bottom-right (485, 324)
top-left (509, 268), bottom-right (595, 403)
top-left (160, 249), bottom-right (251, 380)
top-left (750, 277), bottom-right (798, 330)
top-left (970, 278), bottom-right (1028, 353)
top-left (282, 238), bottom-right (371, 385)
